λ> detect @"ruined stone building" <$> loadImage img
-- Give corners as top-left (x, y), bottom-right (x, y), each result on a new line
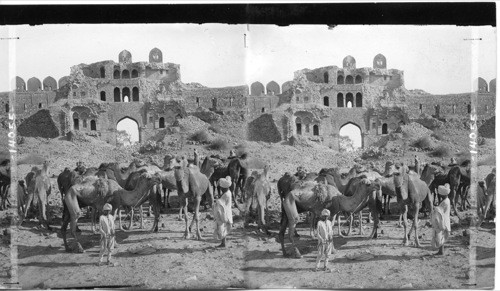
top-left (0, 49), bottom-right (496, 149)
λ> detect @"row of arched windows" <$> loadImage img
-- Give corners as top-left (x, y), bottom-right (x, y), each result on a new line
top-left (418, 103), bottom-right (471, 114)
top-left (336, 74), bottom-right (363, 85)
top-left (73, 112), bottom-right (97, 131)
top-left (295, 117), bottom-right (320, 136)
top-left (112, 68), bottom-right (139, 79)
top-left (110, 87), bottom-right (140, 102)
top-left (332, 93), bottom-right (363, 108)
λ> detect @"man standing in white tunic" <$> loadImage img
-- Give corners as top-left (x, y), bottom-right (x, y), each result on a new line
top-left (315, 209), bottom-right (334, 271)
top-left (431, 183), bottom-right (451, 256)
top-left (213, 176), bottom-right (233, 248)
top-left (99, 203), bottom-right (115, 265)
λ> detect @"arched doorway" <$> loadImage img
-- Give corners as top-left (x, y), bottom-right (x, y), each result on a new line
top-left (355, 75), bottom-right (363, 84)
top-left (131, 69), bottom-right (139, 78)
top-left (337, 93), bottom-right (344, 107)
top-left (114, 88), bottom-right (121, 102)
top-left (159, 117), bottom-right (165, 128)
top-left (73, 112), bottom-right (80, 130)
top-left (100, 91), bottom-right (106, 101)
top-left (339, 122), bottom-right (362, 150)
top-left (116, 117), bottom-right (139, 145)
top-left (132, 87), bottom-right (139, 102)
top-left (337, 75), bottom-right (344, 85)
top-left (345, 75), bottom-right (354, 84)
top-left (313, 124), bottom-right (319, 136)
top-left (355, 93), bottom-right (362, 107)
top-left (122, 87), bottom-right (130, 102)
top-left (323, 96), bottom-right (329, 107)
top-left (100, 67), bottom-right (105, 78)
top-left (295, 117), bottom-right (302, 135)
top-left (324, 72), bottom-right (329, 83)
top-left (346, 93), bottom-right (354, 108)
top-left (382, 123), bottom-right (388, 134)
top-left (122, 70), bottom-right (130, 79)
top-left (113, 70), bottom-right (120, 79)
top-left (90, 120), bottom-right (97, 131)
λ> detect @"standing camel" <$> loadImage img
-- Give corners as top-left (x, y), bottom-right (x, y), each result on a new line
top-left (478, 170), bottom-right (495, 225)
top-left (110, 173), bottom-right (162, 232)
top-left (62, 176), bottom-right (119, 252)
top-left (172, 157), bottom-right (214, 240)
top-left (393, 164), bottom-right (433, 247)
top-left (447, 160), bottom-right (471, 218)
top-left (328, 177), bottom-right (381, 238)
top-left (21, 161), bottom-right (52, 230)
top-left (279, 180), bottom-right (342, 258)
top-left (244, 165), bottom-right (272, 234)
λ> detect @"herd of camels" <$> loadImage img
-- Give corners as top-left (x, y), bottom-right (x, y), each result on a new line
top-left (0, 149), bottom-right (495, 258)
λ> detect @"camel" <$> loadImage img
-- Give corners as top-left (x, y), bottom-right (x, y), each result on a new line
top-left (209, 153), bottom-right (250, 210)
top-left (393, 164), bottom-right (433, 247)
top-left (418, 163), bottom-right (443, 217)
top-left (244, 165), bottom-right (272, 234)
top-left (171, 157), bottom-right (214, 240)
top-left (447, 160), bottom-right (471, 218)
top-left (61, 176), bottom-right (119, 252)
top-left (21, 161), bottom-right (52, 230)
top-left (478, 171), bottom-right (495, 225)
top-left (110, 172), bottom-right (162, 232)
top-left (17, 180), bottom-right (28, 217)
top-left (0, 172), bottom-right (10, 210)
top-left (328, 177), bottom-right (381, 238)
top-left (279, 180), bottom-right (342, 258)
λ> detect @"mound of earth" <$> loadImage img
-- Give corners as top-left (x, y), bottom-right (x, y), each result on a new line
top-left (479, 116), bottom-right (495, 138)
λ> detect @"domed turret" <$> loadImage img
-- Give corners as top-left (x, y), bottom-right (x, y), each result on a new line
top-left (118, 50), bottom-right (132, 63)
top-left (373, 53), bottom-right (387, 69)
top-left (343, 55), bottom-right (356, 69)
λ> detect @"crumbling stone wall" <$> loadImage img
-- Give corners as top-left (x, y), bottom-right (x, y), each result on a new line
top-left (18, 109), bottom-right (59, 138)
top-left (479, 116), bottom-right (495, 138)
top-left (181, 85), bottom-right (248, 111)
top-left (247, 113), bottom-right (282, 142)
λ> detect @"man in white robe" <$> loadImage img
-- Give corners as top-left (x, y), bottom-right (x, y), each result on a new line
top-left (431, 183), bottom-right (451, 256)
top-left (213, 176), bottom-right (233, 248)
top-left (316, 209), bottom-right (334, 271)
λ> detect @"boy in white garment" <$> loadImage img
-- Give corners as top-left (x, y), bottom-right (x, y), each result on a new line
top-left (315, 209), bottom-right (334, 271)
top-left (99, 203), bottom-right (115, 266)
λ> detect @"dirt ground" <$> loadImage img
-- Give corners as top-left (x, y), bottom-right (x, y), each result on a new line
top-left (0, 118), bottom-right (496, 289)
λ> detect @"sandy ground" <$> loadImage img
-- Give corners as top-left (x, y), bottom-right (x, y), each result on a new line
top-left (0, 120), bottom-right (496, 289)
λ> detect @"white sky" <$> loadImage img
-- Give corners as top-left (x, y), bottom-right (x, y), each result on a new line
top-left (0, 24), bottom-right (496, 94)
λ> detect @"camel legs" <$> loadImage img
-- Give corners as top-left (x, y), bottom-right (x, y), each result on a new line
top-left (181, 195), bottom-right (191, 239)
top-left (282, 194), bottom-right (301, 258)
top-left (408, 204), bottom-right (421, 247)
top-left (21, 193), bottom-right (34, 225)
top-left (193, 196), bottom-right (203, 240)
top-left (402, 205), bottom-right (409, 246)
top-left (63, 194), bottom-right (84, 253)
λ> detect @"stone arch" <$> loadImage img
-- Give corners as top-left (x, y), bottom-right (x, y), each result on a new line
top-left (282, 81), bottom-right (292, 93)
top-left (114, 88), bottom-right (121, 102)
top-left (337, 74), bottom-right (344, 85)
top-left (113, 69), bottom-right (120, 79)
top-left (355, 93), bottom-right (362, 107)
top-left (119, 50), bottom-right (132, 63)
top-left (149, 47), bottom-right (163, 63)
top-left (116, 116), bottom-right (140, 144)
top-left (295, 116), bottom-right (302, 135)
top-left (58, 76), bottom-right (70, 89)
top-left (346, 93), bottom-right (354, 107)
top-left (373, 53), bottom-right (387, 69)
top-left (323, 96), bottom-right (329, 107)
top-left (337, 93), bottom-right (344, 107)
top-left (250, 82), bottom-right (265, 96)
top-left (159, 117), bottom-right (165, 128)
top-left (90, 120), bottom-right (97, 131)
top-left (16, 76), bottom-right (26, 91)
top-left (122, 87), bottom-right (130, 102)
top-left (73, 112), bottom-right (80, 130)
top-left (339, 122), bottom-right (363, 149)
top-left (132, 87), bottom-right (139, 102)
top-left (324, 72), bottom-right (329, 83)
top-left (489, 78), bottom-right (496, 93)
top-left (43, 76), bottom-right (57, 91)
top-left (343, 55), bottom-right (356, 69)
top-left (122, 69), bottom-right (130, 79)
top-left (345, 75), bottom-right (354, 84)
top-left (266, 81), bottom-right (280, 95)
top-left (382, 123), bottom-right (388, 134)
top-left (100, 91), bottom-right (106, 101)
top-left (27, 77), bottom-right (42, 91)
top-left (355, 75), bottom-right (363, 84)
top-left (100, 67), bottom-right (105, 78)
top-left (131, 69), bottom-right (139, 78)
top-left (476, 77), bottom-right (488, 93)
top-left (5, 103), bottom-right (9, 113)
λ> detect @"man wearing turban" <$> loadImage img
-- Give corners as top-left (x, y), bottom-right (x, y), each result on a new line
top-left (431, 183), bottom-right (451, 255)
top-left (213, 176), bottom-right (233, 248)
